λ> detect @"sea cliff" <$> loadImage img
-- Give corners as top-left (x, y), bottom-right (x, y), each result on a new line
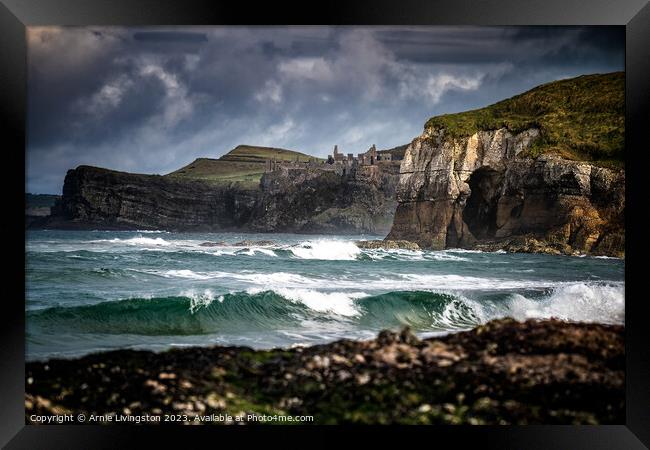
top-left (47, 166), bottom-right (258, 231)
top-left (387, 73), bottom-right (624, 257)
top-left (43, 157), bottom-right (401, 235)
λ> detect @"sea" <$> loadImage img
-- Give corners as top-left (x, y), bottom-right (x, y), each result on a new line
top-left (26, 230), bottom-right (625, 361)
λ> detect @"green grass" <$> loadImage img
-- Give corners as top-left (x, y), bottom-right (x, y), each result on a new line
top-left (220, 145), bottom-right (321, 163)
top-left (165, 145), bottom-right (322, 187)
top-left (424, 72), bottom-right (624, 168)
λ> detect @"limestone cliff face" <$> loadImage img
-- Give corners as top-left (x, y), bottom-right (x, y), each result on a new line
top-left (386, 127), bottom-right (625, 257)
top-left (48, 166), bottom-right (257, 231)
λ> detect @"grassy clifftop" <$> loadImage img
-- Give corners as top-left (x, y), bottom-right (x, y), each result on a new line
top-left (424, 72), bottom-right (624, 167)
top-left (220, 145), bottom-right (320, 163)
top-left (166, 145), bottom-right (321, 187)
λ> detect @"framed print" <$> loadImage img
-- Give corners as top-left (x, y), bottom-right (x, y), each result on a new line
top-left (1, 0), bottom-right (649, 448)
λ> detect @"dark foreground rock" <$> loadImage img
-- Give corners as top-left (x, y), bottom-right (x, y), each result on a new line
top-left (25, 319), bottom-right (624, 425)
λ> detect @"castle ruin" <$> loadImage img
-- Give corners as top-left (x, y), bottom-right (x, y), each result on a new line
top-left (327, 144), bottom-right (396, 166)
top-left (265, 144), bottom-right (400, 175)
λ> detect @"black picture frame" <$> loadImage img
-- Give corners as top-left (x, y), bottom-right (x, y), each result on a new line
top-left (1, 0), bottom-right (648, 447)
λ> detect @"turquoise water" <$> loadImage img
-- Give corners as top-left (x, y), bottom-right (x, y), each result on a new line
top-left (26, 230), bottom-right (625, 361)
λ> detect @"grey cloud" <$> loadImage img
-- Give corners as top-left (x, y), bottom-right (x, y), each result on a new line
top-left (132, 31), bottom-right (208, 43)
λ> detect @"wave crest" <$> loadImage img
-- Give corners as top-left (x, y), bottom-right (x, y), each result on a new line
top-left (507, 283), bottom-right (624, 324)
top-left (28, 282), bottom-right (624, 337)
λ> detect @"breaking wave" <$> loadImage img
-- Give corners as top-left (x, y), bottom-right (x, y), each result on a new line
top-left (506, 283), bottom-right (624, 324)
top-left (91, 236), bottom-right (172, 246)
top-left (28, 282), bottom-right (624, 336)
top-left (289, 240), bottom-right (361, 260)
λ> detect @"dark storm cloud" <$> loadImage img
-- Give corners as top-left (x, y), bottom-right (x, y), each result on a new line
top-left (132, 31), bottom-right (208, 43)
top-left (26, 26), bottom-right (624, 194)
top-left (375, 26), bottom-right (624, 67)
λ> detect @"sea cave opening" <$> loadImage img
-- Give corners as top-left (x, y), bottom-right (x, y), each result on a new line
top-left (462, 167), bottom-right (505, 240)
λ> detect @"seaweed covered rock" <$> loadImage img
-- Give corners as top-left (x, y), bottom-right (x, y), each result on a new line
top-left (26, 318), bottom-right (624, 425)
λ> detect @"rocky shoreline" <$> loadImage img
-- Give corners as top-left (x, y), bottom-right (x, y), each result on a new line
top-left (471, 235), bottom-right (624, 258)
top-left (25, 318), bottom-right (624, 425)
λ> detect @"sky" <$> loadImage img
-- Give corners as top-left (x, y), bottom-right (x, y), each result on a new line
top-left (27, 26), bottom-right (624, 194)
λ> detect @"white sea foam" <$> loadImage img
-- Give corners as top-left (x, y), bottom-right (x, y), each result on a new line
top-left (363, 248), bottom-right (425, 261)
top-left (505, 282), bottom-right (624, 325)
top-left (29, 236), bottom-right (510, 262)
top-left (163, 269), bottom-right (215, 280)
top-left (385, 281), bottom-right (625, 328)
top-left (248, 287), bottom-right (368, 317)
top-left (141, 267), bottom-right (574, 293)
top-left (129, 268), bottom-right (202, 279)
top-left (394, 273), bottom-right (558, 291)
top-left (92, 236), bottom-right (171, 246)
top-left (442, 248), bottom-right (508, 255)
top-left (145, 269), bottom-right (321, 288)
top-left (206, 249), bottom-right (239, 256)
top-left (426, 252), bottom-right (470, 261)
top-left (236, 247), bottom-right (278, 257)
top-left (133, 230), bottom-right (170, 234)
top-left (181, 289), bottom-right (216, 313)
top-left (363, 249), bottom-right (471, 262)
top-left (290, 240), bottom-right (361, 260)
top-left (230, 272), bottom-right (323, 289)
top-left (435, 296), bottom-right (486, 329)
